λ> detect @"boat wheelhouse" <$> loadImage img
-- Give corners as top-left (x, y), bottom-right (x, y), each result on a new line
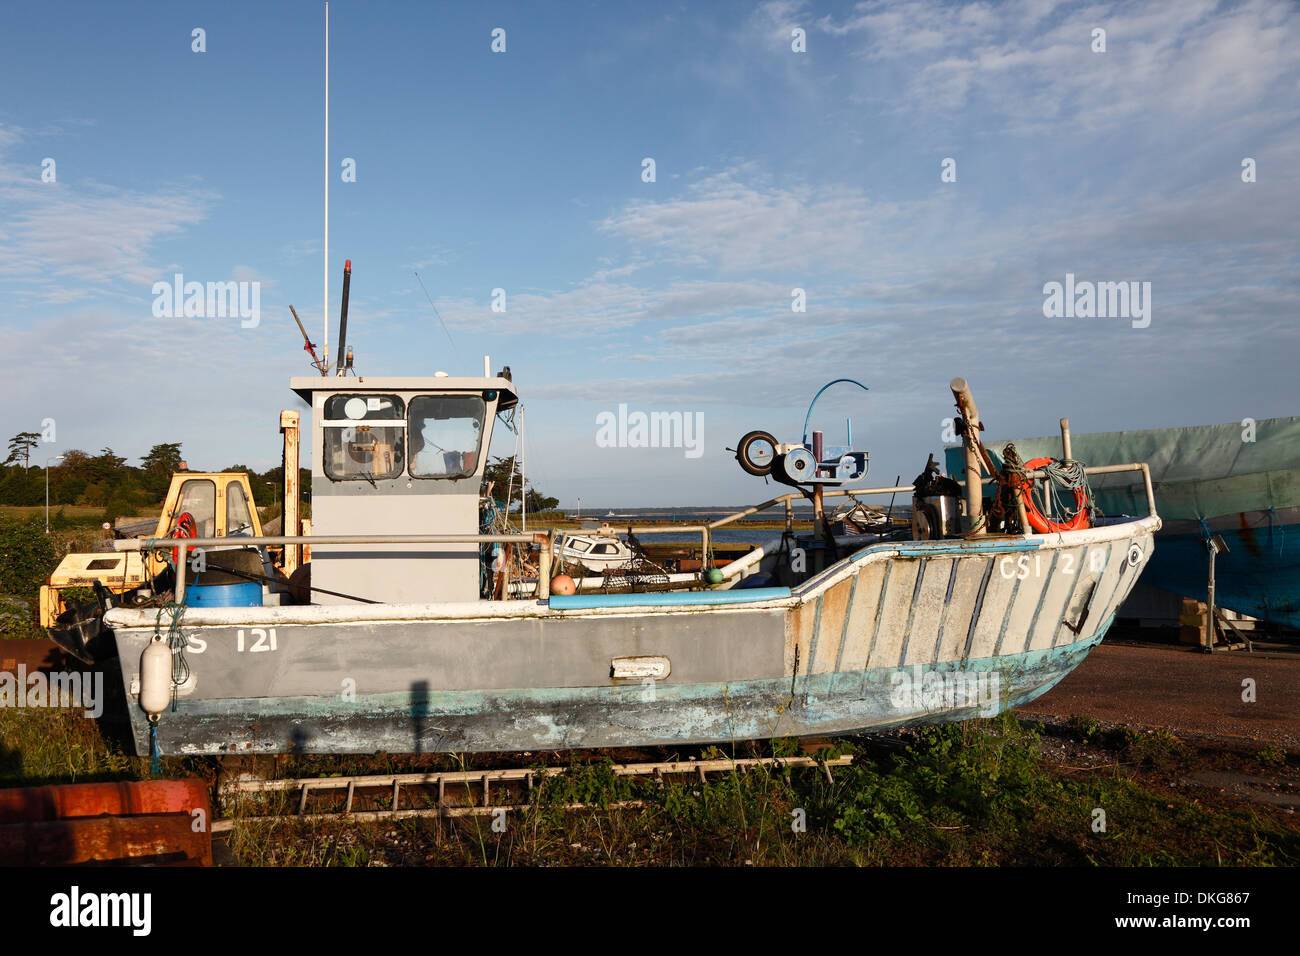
top-left (292, 373), bottom-right (517, 605)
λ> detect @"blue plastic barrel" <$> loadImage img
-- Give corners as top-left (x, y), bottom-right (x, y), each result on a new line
top-left (186, 581), bottom-right (262, 608)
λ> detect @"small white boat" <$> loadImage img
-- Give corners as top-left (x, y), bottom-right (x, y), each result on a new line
top-left (553, 526), bottom-right (635, 573)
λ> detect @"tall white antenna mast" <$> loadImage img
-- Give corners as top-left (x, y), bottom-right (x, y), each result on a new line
top-left (323, 1), bottom-right (330, 369)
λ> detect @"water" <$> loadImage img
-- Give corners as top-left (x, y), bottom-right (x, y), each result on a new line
top-left (563, 506), bottom-right (912, 545)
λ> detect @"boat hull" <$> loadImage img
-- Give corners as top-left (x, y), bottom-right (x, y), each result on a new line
top-left (105, 519), bottom-right (1156, 755)
top-left (110, 626), bottom-right (1109, 754)
top-left (1131, 510), bottom-right (1300, 629)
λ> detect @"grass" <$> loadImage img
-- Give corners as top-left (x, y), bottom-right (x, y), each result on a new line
top-left (0, 505), bottom-right (116, 520)
top-left (1, 693), bottom-right (1295, 866)
top-left (209, 714), bottom-right (1300, 866)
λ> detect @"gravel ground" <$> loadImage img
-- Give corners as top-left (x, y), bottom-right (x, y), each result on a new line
top-left (1017, 637), bottom-right (1299, 748)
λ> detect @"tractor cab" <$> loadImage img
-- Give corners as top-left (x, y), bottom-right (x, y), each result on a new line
top-left (39, 471), bottom-right (266, 630)
top-left (160, 472), bottom-right (261, 541)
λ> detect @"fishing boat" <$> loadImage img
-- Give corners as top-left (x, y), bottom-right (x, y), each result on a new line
top-left (947, 418), bottom-right (1300, 630)
top-left (99, 370), bottom-right (1160, 757)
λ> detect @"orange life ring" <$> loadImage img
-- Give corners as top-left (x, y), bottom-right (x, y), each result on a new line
top-left (1016, 458), bottom-right (1091, 533)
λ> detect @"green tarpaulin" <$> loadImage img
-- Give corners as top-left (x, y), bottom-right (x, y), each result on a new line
top-left (944, 417), bottom-right (1300, 521)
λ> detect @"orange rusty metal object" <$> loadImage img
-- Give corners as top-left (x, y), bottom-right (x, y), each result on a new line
top-left (0, 639), bottom-right (67, 674)
top-left (0, 813), bottom-right (212, 866)
top-left (0, 778), bottom-right (210, 824)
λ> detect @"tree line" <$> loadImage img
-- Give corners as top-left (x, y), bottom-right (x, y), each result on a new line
top-left (1, 433), bottom-right (305, 522)
top-left (4, 432), bottom-right (555, 522)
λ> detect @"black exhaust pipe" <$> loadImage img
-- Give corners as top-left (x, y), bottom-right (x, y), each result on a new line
top-left (335, 258), bottom-right (352, 375)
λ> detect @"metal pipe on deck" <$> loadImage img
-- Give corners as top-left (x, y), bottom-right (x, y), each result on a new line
top-left (334, 259), bottom-right (351, 375)
top-left (1060, 417), bottom-right (1073, 460)
top-left (280, 410), bottom-right (301, 575)
top-left (949, 377), bottom-right (985, 533)
top-left (537, 541), bottom-right (552, 599)
top-left (115, 533), bottom-right (549, 550)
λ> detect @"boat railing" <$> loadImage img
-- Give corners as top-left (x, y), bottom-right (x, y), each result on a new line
top-left (610, 461), bottom-right (1156, 569)
top-left (113, 532), bottom-right (556, 602)
top-left (113, 462), bottom-right (1155, 604)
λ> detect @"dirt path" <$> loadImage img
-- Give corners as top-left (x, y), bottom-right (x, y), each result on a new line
top-left (1018, 639), bottom-right (1299, 748)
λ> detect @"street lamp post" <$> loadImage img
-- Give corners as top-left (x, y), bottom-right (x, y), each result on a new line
top-left (577, 496), bottom-right (581, 519)
top-left (45, 454), bottom-right (65, 533)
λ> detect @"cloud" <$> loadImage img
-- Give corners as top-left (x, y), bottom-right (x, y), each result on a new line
top-left (598, 165), bottom-right (916, 274)
top-left (818, 0), bottom-right (1300, 135)
top-left (0, 122), bottom-right (214, 304)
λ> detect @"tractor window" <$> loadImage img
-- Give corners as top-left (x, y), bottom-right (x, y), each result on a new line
top-left (408, 395), bottom-right (486, 479)
top-left (226, 483), bottom-right (254, 535)
top-left (323, 394), bottom-right (405, 482)
top-left (174, 479), bottom-right (216, 538)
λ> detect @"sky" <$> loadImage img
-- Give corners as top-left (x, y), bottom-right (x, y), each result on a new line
top-left (1, 0), bottom-right (1297, 508)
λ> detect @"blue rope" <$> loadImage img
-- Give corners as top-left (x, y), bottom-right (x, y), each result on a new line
top-left (148, 719), bottom-right (161, 775)
top-left (801, 379), bottom-right (869, 446)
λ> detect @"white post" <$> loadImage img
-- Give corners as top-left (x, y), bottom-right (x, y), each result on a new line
top-left (520, 405), bottom-right (527, 532)
top-left (323, 1), bottom-right (330, 370)
top-left (44, 454), bottom-right (63, 533)
top-left (484, 355), bottom-right (490, 377)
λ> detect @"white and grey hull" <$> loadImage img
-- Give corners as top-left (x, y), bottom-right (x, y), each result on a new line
top-left (104, 517), bottom-right (1158, 755)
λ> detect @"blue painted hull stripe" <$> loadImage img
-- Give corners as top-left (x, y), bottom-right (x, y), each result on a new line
top-left (852, 538), bottom-right (1040, 564)
top-left (863, 561), bottom-right (892, 673)
top-left (931, 558), bottom-right (960, 663)
top-left (804, 594), bottom-right (824, 692)
top-left (962, 557), bottom-right (994, 664)
top-left (993, 561), bottom-right (1024, 657)
top-left (1022, 550), bottom-right (1059, 654)
top-left (897, 557), bottom-right (928, 667)
top-left (550, 586), bottom-right (792, 610)
top-left (833, 572), bottom-right (859, 673)
top-left (1052, 549), bottom-right (1088, 649)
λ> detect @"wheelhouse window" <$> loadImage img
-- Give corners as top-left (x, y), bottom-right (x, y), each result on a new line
top-left (226, 483), bottom-right (254, 535)
top-left (408, 395), bottom-right (486, 479)
top-left (323, 394), bottom-right (405, 482)
top-left (174, 479), bottom-right (216, 538)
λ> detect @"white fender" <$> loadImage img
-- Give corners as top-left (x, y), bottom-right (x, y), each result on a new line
top-left (140, 638), bottom-right (172, 717)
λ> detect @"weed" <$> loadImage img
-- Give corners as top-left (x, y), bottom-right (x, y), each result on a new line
top-left (1256, 745), bottom-right (1286, 769)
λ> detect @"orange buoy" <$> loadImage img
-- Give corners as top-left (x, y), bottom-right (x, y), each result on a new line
top-left (1016, 457), bottom-right (1091, 533)
top-left (550, 574), bottom-right (577, 596)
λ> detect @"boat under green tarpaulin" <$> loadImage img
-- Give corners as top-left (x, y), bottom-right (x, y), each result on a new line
top-left (947, 417), bottom-right (1300, 630)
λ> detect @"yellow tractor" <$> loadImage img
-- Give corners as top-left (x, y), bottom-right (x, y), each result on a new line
top-left (40, 470), bottom-right (273, 660)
